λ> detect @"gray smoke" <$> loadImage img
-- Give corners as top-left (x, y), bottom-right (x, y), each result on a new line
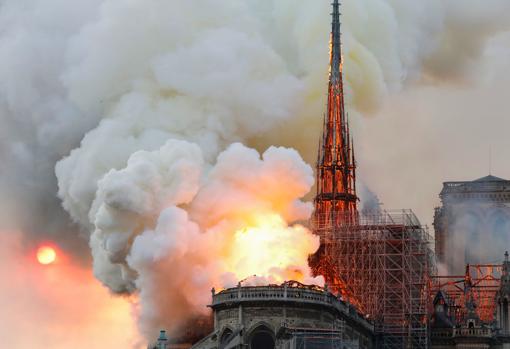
top-left (442, 198), bottom-right (510, 274)
top-left (358, 182), bottom-right (382, 215)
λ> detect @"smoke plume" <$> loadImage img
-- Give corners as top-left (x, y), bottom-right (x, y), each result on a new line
top-left (1, 0), bottom-right (509, 343)
top-left (84, 141), bottom-right (319, 334)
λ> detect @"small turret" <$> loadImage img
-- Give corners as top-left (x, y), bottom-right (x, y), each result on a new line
top-left (503, 251), bottom-right (510, 278)
top-left (497, 252), bottom-right (510, 334)
top-left (501, 252), bottom-right (510, 293)
top-left (157, 330), bottom-right (168, 349)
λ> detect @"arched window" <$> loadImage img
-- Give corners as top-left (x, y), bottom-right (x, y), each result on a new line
top-left (249, 325), bottom-right (275, 349)
top-left (220, 328), bottom-right (234, 347)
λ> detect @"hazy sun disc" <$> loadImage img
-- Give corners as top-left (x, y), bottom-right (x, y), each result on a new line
top-left (37, 246), bottom-right (57, 265)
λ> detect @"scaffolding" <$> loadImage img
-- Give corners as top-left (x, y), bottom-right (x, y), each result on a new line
top-left (430, 264), bottom-right (502, 324)
top-left (312, 209), bottom-right (434, 349)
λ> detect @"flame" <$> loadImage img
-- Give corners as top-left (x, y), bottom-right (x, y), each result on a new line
top-left (227, 214), bottom-right (320, 285)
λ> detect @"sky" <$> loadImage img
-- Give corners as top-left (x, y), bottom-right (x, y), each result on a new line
top-left (359, 32), bottom-right (510, 228)
top-left (0, 232), bottom-right (143, 349)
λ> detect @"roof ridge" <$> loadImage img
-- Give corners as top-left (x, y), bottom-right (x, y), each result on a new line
top-left (474, 175), bottom-right (508, 182)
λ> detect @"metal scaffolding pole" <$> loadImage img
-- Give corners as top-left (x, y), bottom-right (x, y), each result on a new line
top-left (312, 210), bottom-right (434, 349)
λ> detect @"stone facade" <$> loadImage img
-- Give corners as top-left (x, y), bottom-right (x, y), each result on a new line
top-left (434, 175), bottom-right (510, 273)
top-left (190, 281), bottom-right (375, 349)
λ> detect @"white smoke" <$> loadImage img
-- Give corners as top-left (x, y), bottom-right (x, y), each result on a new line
top-left (0, 0), bottom-right (509, 342)
top-left (88, 141), bottom-right (318, 335)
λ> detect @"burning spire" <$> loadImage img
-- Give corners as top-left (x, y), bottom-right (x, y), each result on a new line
top-left (314, 0), bottom-right (357, 228)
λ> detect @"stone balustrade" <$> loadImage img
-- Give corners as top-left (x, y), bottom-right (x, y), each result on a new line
top-left (210, 282), bottom-right (373, 331)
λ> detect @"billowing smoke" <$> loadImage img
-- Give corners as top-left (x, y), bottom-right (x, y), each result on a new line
top-left (82, 141), bottom-right (319, 334)
top-left (1, 0), bottom-right (510, 343)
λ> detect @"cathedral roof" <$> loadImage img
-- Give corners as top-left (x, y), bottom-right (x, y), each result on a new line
top-left (473, 175), bottom-right (508, 182)
top-left (440, 174), bottom-right (510, 197)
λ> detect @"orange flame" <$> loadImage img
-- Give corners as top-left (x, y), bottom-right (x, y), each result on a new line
top-left (226, 214), bottom-right (320, 285)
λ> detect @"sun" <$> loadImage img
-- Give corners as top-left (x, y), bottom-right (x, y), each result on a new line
top-left (37, 246), bottom-right (57, 265)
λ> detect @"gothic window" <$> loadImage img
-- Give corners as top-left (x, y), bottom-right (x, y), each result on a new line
top-left (249, 325), bottom-right (275, 349)
top-left (220, 328), bottom-right (233, 346)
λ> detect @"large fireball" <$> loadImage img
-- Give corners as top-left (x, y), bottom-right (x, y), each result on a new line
top-left (228, 214), bottom-right (320, 284)
top-left (37, 246), bottom-right (57, 265)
